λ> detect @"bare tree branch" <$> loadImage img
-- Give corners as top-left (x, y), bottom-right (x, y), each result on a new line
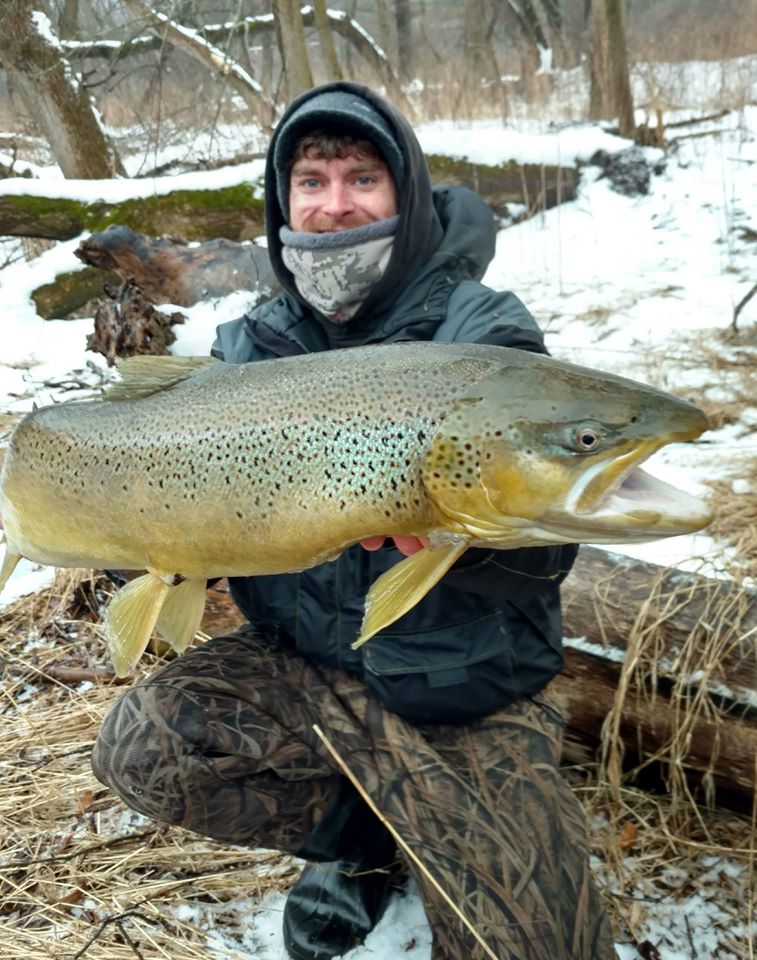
top-left (61, 6), bottom-right (411, 115)
top-left (121, 0), bottom-right (279, 128)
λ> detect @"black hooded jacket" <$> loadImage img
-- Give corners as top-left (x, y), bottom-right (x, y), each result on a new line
top-left (212, 82), bottom-right (577, 725)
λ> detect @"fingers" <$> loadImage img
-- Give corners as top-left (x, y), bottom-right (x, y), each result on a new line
top-left (360, 535), bottom-right (387, 551)
top-left (392, 536), bottom-right (430, 557)
top-left (359, 535), bottom-right (430, 555)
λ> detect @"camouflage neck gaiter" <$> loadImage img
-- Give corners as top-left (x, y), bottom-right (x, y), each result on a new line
top-left (280, 217), bottom-right (398, 324)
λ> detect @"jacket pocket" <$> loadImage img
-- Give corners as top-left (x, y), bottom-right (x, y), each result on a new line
top-left (362, 611), bottom-right (519, 725)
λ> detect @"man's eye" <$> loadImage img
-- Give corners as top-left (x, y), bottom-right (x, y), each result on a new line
top-left (356, 175), bottom-right (375, 186)
top-left (300, 178), bottom-right (320, 189)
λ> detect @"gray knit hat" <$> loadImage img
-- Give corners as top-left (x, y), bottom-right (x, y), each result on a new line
top-left (273, 89), bottom-right (405, 220)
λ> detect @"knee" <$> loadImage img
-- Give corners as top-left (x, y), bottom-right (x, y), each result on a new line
top-left (92, 680), bottom-right (204, 826)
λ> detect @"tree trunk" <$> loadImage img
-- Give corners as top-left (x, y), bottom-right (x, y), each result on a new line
top-left (588, 0), bottom-right (634, 136)
top-left (507, 0), bottom-right (550, 51)
top-left (313, 0), bottom-right (343, 81)
top-left (464, 0), bottom-right (501, 89)
top-left (0, 0), bottom-right (123, 178)
top-left (605, 0), bottom-right (634, 137)
top-left (32, 266), bottom-right (121, 320)
top-left (588, 0), bottom-right (611, 120)
top-left (272, 0), bottom-right (314, 98)
top-left (58, 0), bottom-right (80, 39)
top-left (374, 0), bottom-right (394, 64)
top-left (0, 155), bottom-right (576, 242)
top-left (395, 0), bottom-right (413, 82)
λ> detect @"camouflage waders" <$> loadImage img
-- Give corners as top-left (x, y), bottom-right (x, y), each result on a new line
top-left (92, 629), bottom-right (615, 959)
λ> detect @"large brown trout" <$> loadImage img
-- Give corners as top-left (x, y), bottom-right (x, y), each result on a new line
top-left (0, 342), bottom-right (711, 676)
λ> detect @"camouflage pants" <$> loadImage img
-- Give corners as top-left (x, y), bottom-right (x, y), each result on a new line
top-left (92, 630), bottom-right (615, 960)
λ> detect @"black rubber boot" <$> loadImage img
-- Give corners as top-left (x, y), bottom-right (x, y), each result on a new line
top-left (283, 779), bottom-right (399, 960)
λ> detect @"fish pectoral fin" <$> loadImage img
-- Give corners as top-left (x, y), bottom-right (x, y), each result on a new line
top-left (105, 356), bottom-right (219, 401)
top-left (0, 547), bottom-right (22, 596)
top-left (155, 578), bottom-right (207, 654)
top-left (102, 573), bottom-right (171, 678)
top-left (353, 540), bottom-right (469, 650)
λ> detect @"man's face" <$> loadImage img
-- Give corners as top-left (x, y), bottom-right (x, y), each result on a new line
top-left (288, 150), bottom-right (397, 233)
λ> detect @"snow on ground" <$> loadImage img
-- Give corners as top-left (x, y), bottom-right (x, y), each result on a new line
top-left (1, 56), bottom-right (756, 960)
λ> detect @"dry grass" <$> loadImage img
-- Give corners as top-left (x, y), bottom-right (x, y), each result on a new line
top-left (705, 469), bottom-right (757, 582)
top-left (0, 573), bottom-right (297, 959)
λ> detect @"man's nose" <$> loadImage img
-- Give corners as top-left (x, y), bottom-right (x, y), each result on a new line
top-left (322, 182), bottom-right (354, 217)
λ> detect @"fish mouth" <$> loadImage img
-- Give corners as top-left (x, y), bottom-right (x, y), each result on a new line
top-left (558, 438), bottom-right (713, 540)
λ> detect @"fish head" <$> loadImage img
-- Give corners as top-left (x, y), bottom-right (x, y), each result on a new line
top-left (423, 351), bottom-right (713, 546)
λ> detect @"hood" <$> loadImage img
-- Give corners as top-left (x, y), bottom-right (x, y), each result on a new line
top-left (263, 82), bottom-right (493, 339)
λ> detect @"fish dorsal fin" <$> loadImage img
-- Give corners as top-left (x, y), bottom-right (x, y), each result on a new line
top-left (155, 578), bottom-right (207, 654)
top-left (102, 573), bottom-right (171, 677)
top-left (352, 540), bottom-right (469, 650)
top-left (105, 356), bottom-right (219, 401)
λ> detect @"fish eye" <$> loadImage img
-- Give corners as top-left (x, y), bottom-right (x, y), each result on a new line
top-left (572, 426), bottom-right (602, 452)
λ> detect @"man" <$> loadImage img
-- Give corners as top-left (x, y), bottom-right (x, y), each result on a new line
top-left (93, 82), bottom-right (615, 960)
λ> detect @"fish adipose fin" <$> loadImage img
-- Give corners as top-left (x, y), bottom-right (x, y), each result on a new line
top-left (0, 547), bottom-right (22, 596)
top-left (103, 573), bottom-right (171, 677)
top-left (155, 578), bottom-right (207, 654)
top-left (105, 356), bottom-right (219, 401)
top-left (353, 541), bottom-right (469, 650)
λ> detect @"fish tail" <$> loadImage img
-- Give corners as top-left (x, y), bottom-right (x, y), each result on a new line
top-left (102, 573), bottom-right (171, 677)
top-left (353, 540), bottom-right (469, 650)
top-left (155, 578), bottom-right (207, 654)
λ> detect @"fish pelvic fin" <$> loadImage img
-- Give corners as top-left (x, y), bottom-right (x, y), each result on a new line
top-left (102, 573), bottom-right (171, 677)
top-left (155, 578), bottom-right (207, 654)
top-left (0, 547), bottom-right (22, 596)
top-left (353, 540), bottom-right (469, 650)
top-left (105, 356), bottom-right (219, 401)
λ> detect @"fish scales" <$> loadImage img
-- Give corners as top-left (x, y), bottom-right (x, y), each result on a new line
top-left (1, 344), bottom-right (498, 579)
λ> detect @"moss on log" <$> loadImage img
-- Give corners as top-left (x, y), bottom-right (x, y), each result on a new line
top-left (32, 266), bottom-right (121, 319)
top-left (0, 183), bottom-right (265, 242)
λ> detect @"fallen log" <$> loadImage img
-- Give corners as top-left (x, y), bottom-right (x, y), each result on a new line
top-left (31, 266), bottom-right (121, 319)
top-left (75, 225), bottom-right (281, 307)
top-left (427, 154), bottom-right (578, 217)
top-left (0, 183), bottom-right (265, 242)
top-left (4, 156), bottom-right (577, 244)
top-left (553, 647), bottom-right (757, 800)
top-left (562, 547), bottom-right (756, 702)
top-left (558, 547), bottom-right (757, 800)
